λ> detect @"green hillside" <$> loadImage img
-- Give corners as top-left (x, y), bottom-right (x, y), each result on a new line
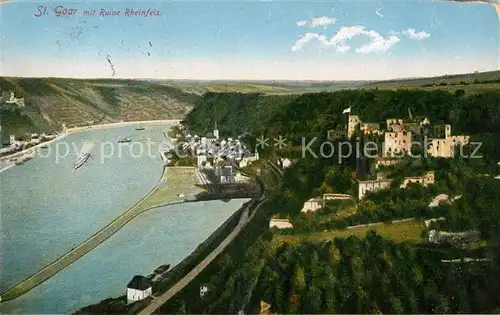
top-left (0, 77), bottom-right (199, 139)
top-left (362, 70), bottom-right (500, 92)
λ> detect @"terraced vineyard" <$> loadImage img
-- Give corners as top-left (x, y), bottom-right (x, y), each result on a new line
top-left (0, 77), bottom-right (199, 138)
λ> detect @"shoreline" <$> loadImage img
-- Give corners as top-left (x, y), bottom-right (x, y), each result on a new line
top-left (66, 120), bottom-right (182, 133)
top-left (0, 134), bottom-right (67, 163)
top-left (74, 197), bottom-right (253, 314)
top-left (0, 164), bottom-right (172, 302)
top-left (0, 121), bottom-right (182, 301)
top-left (0, 119), bottom-right (181, 165)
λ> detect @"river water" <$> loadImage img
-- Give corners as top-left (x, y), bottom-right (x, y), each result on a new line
top-left (0, 123), bottom-right (246, 313)
top-left (0, 199), bottom-right (247, 314)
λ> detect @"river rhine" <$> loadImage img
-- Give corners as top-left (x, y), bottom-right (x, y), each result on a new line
top-left (0, 123), bottom-right (247, 313)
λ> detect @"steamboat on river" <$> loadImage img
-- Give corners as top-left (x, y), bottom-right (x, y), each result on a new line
top-left (74, 153), bottom-right (90, 170)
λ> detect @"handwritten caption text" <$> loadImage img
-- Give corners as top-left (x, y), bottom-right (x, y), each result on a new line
top-left (34, 5), bottom-right (161, 17)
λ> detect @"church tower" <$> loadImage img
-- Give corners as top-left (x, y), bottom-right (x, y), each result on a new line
top-left (213, 121), bottom-right (219, 140)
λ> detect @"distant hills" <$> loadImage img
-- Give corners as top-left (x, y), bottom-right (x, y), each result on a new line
top-left (1, 70), bottom-right (499, 139)
top-left (160, 70), bottom-right (500, 94)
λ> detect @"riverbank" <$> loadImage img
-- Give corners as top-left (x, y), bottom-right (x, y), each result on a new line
top-left (0, 164), bottom-right (206, 302)
top-left (66, 120), bottom-right (182, 134)
top-left (0, 119), bottom-right (180, 169)
top-left (73, 199), bottom-right (252, 315)
top-left (0, 134), bottom-right (66, 163)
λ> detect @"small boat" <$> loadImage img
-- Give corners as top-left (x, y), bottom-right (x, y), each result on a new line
top-left (135, 126), bottom-right (145, 131)
top-left (118, 137), bottom-right (132, 143)
top-left (74, 153), bottom-right (90, 170)
top-left (154, 264), bottom-right (170, 274)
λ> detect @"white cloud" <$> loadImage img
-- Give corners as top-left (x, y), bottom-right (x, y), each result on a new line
top-left (355, 32), bottom-right (400, 54)
top-left (375, 8), bottom-right (383, 18)
top-left (296, 20), bottom-right (307, 27)
top-left (292, 33), bottom-right (326, 51)
top-left (402, 28), bottom-right (431, 40)
top-left (292, 25), bottom-right (400, 54)
top-left (310, 16), bottom-right (336, 28)
top-left (296, 16), bottom-right (336, 28)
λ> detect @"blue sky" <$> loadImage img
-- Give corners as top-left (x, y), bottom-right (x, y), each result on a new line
top-left (1, 0), bottom-right (498, 79)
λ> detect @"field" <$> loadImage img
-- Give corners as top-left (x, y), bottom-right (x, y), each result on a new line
top-left (134, 166), bottom-right (205, 211)
top-left (159, 80), bottom-right (365, 95)
top-left (362, 70), bottom-right (500, 92)
top-left (277, 219), bottom-right (426, 245)
top-left (158, 71), bottom-right (500, 94)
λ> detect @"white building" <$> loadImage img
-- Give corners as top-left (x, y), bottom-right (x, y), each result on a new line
top-left (358, 171), bottom-right (435, 200)
top-left (5, 91), bottom-right (25, 107)
top-left (269, 218), bottom-right (293, 229)
top-left (400, 171), bottom-right (435, 188)
top-left (200, 285), bottom-right (208, 297)
top-left (429, 194), bottom-right (450, 208)
top-left (238, 151), bottom-right (260, 168)
top-left (197, 154), bottom-right (207, 169)
top-left (374, 157), bottom-right (403, 169)
top-left (301, 198), bottom-right (323, 212)
top-left (279, 158), bottom-right (292, 169)
top-left (213, 122), bottom-right (219, 140)
top-left (127, 275), bottom-right (152, 304)
top-left (358, 179), bottom-right (392, 200)
top-left (220, 166), bottom-right (235, 184)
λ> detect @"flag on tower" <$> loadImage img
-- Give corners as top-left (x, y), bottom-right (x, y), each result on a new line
top-left (342, 107), bottom-right (351, 114)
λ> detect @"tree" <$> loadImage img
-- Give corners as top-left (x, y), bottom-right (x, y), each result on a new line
top-left (359, 200), bottom-right (376, 214)
top-left (303, 283), bottom-right (322, 313)
top-left (177, 300), bottom-right (187, 314)
top-left (288, 293), bottom-right (301, 313)
top-left (291, 266), bottom-right (306, 292)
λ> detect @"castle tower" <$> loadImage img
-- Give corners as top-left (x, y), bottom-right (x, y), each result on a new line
top-left (347, 115), bottom-right (361, 138)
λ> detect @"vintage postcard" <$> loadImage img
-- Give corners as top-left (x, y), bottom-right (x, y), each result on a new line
top-left (0, 0), bottom-right (499, 314)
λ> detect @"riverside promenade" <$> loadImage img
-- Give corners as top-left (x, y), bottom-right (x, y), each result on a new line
top-left (0, 166), bottom-right (184, 302)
